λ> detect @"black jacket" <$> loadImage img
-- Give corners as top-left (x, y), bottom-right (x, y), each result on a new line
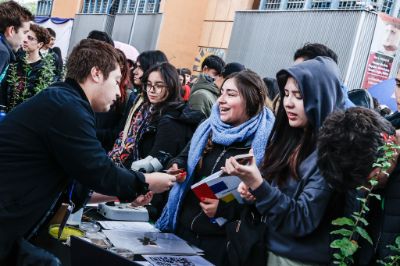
top-left (139, 103), bottom-right (204, 165)
top-left (139, 103), bottom-right (204, 221)
top-left (386, 111), bottom-right (400, 129)
top-left (0, 79), bottom-right (148, 261)
top-left (0, 34), bottom-right (14, 85)
top-left (49, 47), bottom-right (63, 79)
top-left (173, 141), bottom-right (250, 266)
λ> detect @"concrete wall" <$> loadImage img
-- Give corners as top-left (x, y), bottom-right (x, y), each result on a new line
top-left (112, 13), bottom-right (163, 53)
top-left (67, 14), bottom-right (110, 54)
top-left (157, 0), bottom-right (209, 69)
top-left (51, 0), bottom-right (83, 18)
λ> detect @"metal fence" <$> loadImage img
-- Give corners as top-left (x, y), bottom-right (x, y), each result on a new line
top-left (225, 10), bottom-right (394, 91)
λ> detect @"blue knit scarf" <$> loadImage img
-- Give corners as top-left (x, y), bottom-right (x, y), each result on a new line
top-left (156, 104), bottom-right (275, 231)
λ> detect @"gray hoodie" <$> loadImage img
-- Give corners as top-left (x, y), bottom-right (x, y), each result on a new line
top-left (251, 57), bottom-right (345, 264)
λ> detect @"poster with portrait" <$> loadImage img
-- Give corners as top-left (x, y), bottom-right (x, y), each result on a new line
top-left (192, 47), bottom-right (226, 73)
top-left (362, 13), bottom-right (400, 89)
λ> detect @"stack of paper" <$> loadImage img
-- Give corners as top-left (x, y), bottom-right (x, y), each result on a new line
top-left (97, 221), bottom-right (159, 232)
top-left (143, 255), bottom-right (214, 266)
top-left (103, 231), bottom-right (197, 255)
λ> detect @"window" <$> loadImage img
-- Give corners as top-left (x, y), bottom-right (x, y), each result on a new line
top-left (381, 0), bottom-right (394, 14)
top-left (338, 0), bottom-right (358, 9)
top-left (81, 0), bottom-right (113, 14)
top-left (264, 0), bottom-right (281, 10)
top-left (311, 0), bottom-right (331, 9)
top-left (287, 0), bottom-right (305, 9)
top-left (37, 0), bottom-right (53, 16)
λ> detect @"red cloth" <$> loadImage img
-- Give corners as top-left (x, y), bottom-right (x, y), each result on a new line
top-left (182, 85), bottom-right (191, 101)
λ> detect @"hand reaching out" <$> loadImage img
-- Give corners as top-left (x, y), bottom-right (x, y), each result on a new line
top-left (144, 172), bottom-right (176, 193)
top-left (130, 191), bottom-right (153, 207)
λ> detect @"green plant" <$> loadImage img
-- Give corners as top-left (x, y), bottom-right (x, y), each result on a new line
top-left (377, 236), bottom-right (400, 266)
top-left (330, 133), bottom-right (400, 265)
top-left (6, 53), bottom-right (56, 111)
top-left (35, 53), bottom-right (56, 94)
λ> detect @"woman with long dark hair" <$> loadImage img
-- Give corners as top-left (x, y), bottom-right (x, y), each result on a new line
top-left (156, 70), bottom-right (275, 265)
top-left (224, 57), bottom-right (346, 265)
top-left (108, 62), bottom-right (203, 219)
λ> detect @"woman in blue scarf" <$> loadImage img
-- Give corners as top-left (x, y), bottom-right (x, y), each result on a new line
top-left (156, 69), bottom-right (275, 265)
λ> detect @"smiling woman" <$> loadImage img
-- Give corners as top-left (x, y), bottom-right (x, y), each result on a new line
top-left (156, 69), bottom-right (276, 265)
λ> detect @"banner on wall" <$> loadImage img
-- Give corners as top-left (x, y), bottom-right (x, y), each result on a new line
top-left (362, 13), bottom-right (400, 89)
top-left (193, 47), bottom-right (226, 73)
top-left (35, 17), bottom-right (74, 62)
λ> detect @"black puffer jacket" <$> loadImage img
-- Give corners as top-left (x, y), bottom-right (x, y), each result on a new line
top-left (138, 103), bottom-right (204, 221)
top-left (138, 103), bottom-right (204, 166)
top-left (171, 140), bottom-right (250, 266)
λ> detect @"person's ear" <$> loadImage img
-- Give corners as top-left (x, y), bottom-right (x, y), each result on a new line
top-left (38, 42), bottom-right (44, 49)
top-left (90, 67), bottom-right (103, 83)
top-left (4, 26), bottom-right (14, 38)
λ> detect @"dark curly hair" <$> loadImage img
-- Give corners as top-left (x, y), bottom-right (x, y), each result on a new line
top-left (317, 107), bottom-right (395, 190)
top-left (30, 24), bottom-right (50, 46)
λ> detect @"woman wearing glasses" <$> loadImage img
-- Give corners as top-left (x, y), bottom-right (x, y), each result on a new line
top-left (108, 62), bottom-right (203, 219)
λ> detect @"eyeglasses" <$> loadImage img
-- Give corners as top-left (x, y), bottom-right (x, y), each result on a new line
top-left (27, 35), bottom-right (37, 42)
top-left (145, 82), bottom-right (167, 93)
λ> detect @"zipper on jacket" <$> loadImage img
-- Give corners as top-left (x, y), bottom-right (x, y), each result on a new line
top-left (191, 211), bottom-right (203, 231)
top-left (210, 146), bottom-right (249, 174)
top-left (235, 220), bottom-right (242, 232)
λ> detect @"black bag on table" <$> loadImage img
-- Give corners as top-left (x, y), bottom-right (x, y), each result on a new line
top-left (226, 205), bottom-right (267, 266)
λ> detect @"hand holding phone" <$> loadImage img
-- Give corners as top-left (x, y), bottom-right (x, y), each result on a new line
top-left (233, 154), bottom-right (254, 165)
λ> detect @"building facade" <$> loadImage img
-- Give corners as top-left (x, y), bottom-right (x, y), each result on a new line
top-left (36, 0), bottom-right (258, 71)
top-left (259, 0), bottom-right (400, 17)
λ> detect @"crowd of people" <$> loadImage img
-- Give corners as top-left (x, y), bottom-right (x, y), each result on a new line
top-left (1, 1), bottom-right (400, 266)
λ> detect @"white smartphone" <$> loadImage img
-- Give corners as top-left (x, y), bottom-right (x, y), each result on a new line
top-left (234, 154), bottom-right (254, 165)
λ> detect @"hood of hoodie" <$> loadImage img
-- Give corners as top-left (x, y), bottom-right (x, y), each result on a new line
top-left (190, 74), bottom-right (219, 96)
top-left (276, 56), bottom-right (345, 132)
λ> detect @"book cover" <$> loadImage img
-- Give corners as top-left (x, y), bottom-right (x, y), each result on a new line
top-left (191, 170), bottom-right (243, 204)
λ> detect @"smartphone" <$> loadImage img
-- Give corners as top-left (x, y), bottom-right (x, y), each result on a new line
top-left (164, 168), bottom-right (187, 182)
top-left (234, 154), bottom-right (254, 165)
top-left (164, 168), bottom-right (184, 175)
